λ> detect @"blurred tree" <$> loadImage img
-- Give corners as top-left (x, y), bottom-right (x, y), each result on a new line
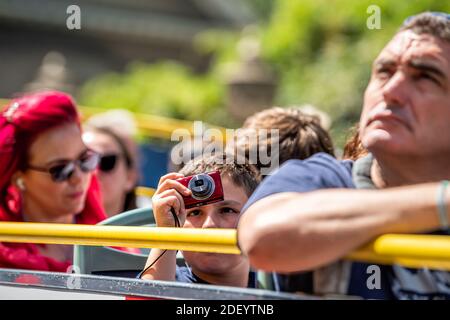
top-left (79, 61), bottom-right (232, 126)
top-left (260, 0), bottom-right (449, 146)
top-left (241, 0), bottom-right (274, 20)
top-left (79, 0), bottom-right (450, 147)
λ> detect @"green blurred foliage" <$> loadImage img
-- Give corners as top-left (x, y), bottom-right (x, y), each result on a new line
top-left (79, 61), bottom-right (226, 124)
top-left (242, 0), bottom-right (274, 20)
top-left (79, 0), bottom-right (450, 147)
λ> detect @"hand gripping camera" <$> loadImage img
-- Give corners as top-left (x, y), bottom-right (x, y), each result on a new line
top-left (176, 171), bottom-right (224, 209)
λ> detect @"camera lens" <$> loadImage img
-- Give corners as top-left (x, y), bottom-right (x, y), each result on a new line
top-left (188, 174), bottom-right (215, 200)
top-left (194, 180), bottom-right (204, 187)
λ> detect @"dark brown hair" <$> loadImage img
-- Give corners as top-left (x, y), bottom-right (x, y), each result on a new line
top-left (236, 107), bottom-right (335, 173)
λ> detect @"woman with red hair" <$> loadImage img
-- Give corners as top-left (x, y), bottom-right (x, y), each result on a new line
top-left (0, 91), bottom-right (107, 272)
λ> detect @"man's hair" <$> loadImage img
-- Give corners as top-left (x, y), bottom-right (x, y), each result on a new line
top-left (399, 12), bottom-right (450, 43)
top-left (179, 152), bottom-right (260, 198)
top-left (238, 107), bottom-right (335, 172)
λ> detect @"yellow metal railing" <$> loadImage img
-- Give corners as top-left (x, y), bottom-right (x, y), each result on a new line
top-left (347, 234), bottom-right (450, 271)
top-left (135, 186), bottom-right (156, 198)
top-left (0, 99), bottom-right (228, 141)
top-left (79, 105), bottom-right (215, 141)
top-left (0, 222), bottom-right (449, 270)
top-left (0, 222), bottom-right (239, 254)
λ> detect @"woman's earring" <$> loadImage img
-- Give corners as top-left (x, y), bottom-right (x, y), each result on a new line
top-left (16, 178), bottom-right (26, 191)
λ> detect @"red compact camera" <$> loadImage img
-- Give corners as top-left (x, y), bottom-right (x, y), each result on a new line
top-left (176, 171), bottom-right (224, 209)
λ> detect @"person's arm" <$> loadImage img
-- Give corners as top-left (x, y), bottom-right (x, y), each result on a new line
top-left (141, 173), bottom-right (191, 281)
top-left (238, 182), bottom-right (449, 273)
top-left (141, 249), bottom-right (178, 281)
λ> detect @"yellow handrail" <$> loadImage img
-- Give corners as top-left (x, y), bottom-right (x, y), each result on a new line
top-left (0, 99), bottom-right (228, 141)
top-left (0, 222), bottom-right (239, 254)
top-left (135, 186), bottom-right (156, 198)
top-left (347, 234), bottom-right (450, 270)
top-left (79, 106), bottom-right (228, 141)
top-left (0, 221), bottom-right (449, 270)
top-left (79, 106), bottom-right (202, 140)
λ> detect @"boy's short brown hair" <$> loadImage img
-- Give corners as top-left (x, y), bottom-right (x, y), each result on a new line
top-left (179, 152), bottom-right (260, 198)
top-left (236, 107), bottom-right (335, 172)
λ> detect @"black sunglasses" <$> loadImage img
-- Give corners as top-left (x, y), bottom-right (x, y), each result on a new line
top-left (27, 150), bottom-right (100, 182)
top-left (98, 153), bottom-right (121, 173)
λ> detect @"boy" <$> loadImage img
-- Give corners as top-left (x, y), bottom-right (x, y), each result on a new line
top-left (140, 152), bottom-right (260, 287)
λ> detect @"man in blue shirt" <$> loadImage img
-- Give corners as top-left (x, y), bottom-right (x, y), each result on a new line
top-left (238, 12), bottom-right (450, 299)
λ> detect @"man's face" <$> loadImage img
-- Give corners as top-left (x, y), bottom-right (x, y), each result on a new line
top-left (360, 31), bottom-right (450, 158)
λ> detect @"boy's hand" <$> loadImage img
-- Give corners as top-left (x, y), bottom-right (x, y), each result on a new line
top-left (152, 173), bottom-right (191, 227)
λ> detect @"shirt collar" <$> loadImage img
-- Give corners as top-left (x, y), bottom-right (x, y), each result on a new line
top-left (352, 153), bottom-right (377, 189)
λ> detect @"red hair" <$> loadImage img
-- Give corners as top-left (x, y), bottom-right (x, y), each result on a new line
top-left (0, 91), bottom-right (107, 271)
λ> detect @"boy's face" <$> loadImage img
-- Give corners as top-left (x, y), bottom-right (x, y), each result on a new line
top-left (182, 175), bottom-right (249, 274)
